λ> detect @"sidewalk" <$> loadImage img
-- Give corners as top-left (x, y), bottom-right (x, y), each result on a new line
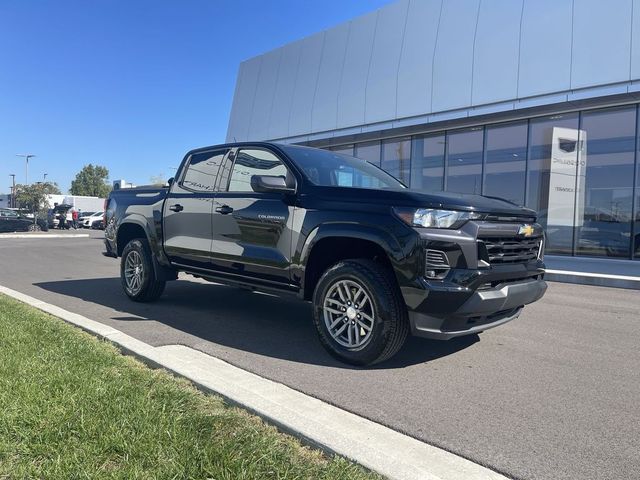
top-left (545, 255), bottom-right (640, 289)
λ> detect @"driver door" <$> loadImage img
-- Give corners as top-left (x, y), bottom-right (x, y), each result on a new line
top-left (210, 147), bottom-right (296, 286)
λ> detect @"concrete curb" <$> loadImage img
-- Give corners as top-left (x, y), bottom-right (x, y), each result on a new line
top-left (0, 284), bottom-right (508, 480)
top-left (546, 269), bottom-right (640, 290)
top-left (0, 233), bottom-right (90, 239)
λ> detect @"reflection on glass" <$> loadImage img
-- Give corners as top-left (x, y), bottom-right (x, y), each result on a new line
top-left (411, 134), bottom-right (445, 191)
top-left (381, 137), bottom-right (411, 184)
top-left (355, 141), bottom-right (381, 166)
top-left (446, 127), bottom-right (483, 194)
top-left (280, 145), bottom-right (405, 189)
top-left (527, 113), bottom-right (579, 255)
top-left (484, 122), bottom-right (527, 205)
top-left (575, 107), bottom-right (635, 258)
top-left (182, 149), bottom-right (229, 192)
top-left (228, 149), bottom-right (287, 192)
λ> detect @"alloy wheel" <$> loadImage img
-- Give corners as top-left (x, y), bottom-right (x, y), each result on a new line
top-left (323, 279), bottom-right (374, 348)
top-left (124, 250), bottom-right (144, 295)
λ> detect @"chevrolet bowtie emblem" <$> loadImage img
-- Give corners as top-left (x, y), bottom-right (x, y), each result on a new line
top-left (518, 224), bottom-right (535, 237)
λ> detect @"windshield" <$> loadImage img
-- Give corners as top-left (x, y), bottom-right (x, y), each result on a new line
top-left (280, 145), bottom-right (406, 190)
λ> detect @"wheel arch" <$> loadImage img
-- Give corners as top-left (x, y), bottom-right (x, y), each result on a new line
top-left (116, 220), bottom-right (150, 257)
top-left (300, 225), bottom-right (403, 301)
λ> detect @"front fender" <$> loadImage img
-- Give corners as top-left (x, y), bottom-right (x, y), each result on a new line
top-left (299, 223), bottom-right (404, 267)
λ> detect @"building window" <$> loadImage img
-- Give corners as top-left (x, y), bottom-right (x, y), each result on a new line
top-left (445, 127), bottom-right (483, 194)
top-left (355, 141), bottom-right (381, 166)
top-left (484, 122), bottom-right (527, 205)
top-left (411, 133), bottom-right (445, 191)
top-left (381, 137), bottom-right (411, 185)
top-left (636, 127), bottom-right (640, 259)
top-left (330, 145), bottom-right (355, 156)
top-left (575, 106), bottom-right (636, 258)
top-left (527, 113), bottom-right (580, 255)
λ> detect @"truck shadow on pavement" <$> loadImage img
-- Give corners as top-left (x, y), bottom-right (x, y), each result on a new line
top-left (34, 277), bottom-right (479, 369)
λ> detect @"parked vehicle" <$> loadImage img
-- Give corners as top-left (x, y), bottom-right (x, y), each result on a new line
top-left (91, 217), bottom-right (105, 230)
top-left (104, 143), bottom-right (547, 365)
top-left (81, 211), bottom-right (103, 228)
top-left (48, 204), bottom-right (74, 229)
top-left (0, 208), bottom-right (48, 233)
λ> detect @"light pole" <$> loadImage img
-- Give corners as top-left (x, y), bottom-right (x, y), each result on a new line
top-left (43, 173), bottom-right (48, 182)
top-left (9, 174), bottom-right (15, 208)
top-left (16, 153), bottom-right (36, 184)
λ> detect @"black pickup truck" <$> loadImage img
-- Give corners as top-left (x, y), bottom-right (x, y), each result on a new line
top-left (104, 142), bottom-right (546, 365)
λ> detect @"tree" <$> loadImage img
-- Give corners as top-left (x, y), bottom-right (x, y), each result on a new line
top-left (70, 164), bottom-right (112, 197)
top-left (42, 182), bottom-right (62, 195)
top-left (14, 183), bottom-right (52, 217)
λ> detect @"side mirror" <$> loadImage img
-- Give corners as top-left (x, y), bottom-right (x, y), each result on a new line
top-left (167, 177), bottom-right (174, 186)
top-left (250, 175), bottom-right (295, 194)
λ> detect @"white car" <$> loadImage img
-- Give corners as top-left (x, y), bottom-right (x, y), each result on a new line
top-left (81, 211), bottom-right (103, 228)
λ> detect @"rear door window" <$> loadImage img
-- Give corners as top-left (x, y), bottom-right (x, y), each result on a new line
top-left (180, 148), bottom-right (230, 192)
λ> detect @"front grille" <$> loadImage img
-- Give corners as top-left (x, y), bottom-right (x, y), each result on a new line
top-left (479, 237), bottom-right (541, 264)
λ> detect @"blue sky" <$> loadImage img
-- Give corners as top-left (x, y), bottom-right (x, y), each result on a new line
top-left (0, 0), bottom-right (390, 193)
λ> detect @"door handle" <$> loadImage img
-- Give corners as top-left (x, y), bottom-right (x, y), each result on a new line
top-left (215, 205), bottom-right (234, 215)
top-left (169, 204), bottom-right (184, 212)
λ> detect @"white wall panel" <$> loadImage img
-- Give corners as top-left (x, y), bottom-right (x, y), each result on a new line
top-left (336, 11), bottom-right (378, 129)
top-left (268, 41), bottom-right (302, 140)
top-left (247, 49), bottom-right (281, 141)
top-left (472, 0), bottom-right (522, 105)
top-left (226, 56), bottom-right (261, 142)
top-left (228, 0), bottom-right (640, 143)
top-left (364, 0), bottom-right (409, 124)
top-left (630, 0), bottom-right (640, 79)
top-left (396, 0), bottom-right (442, 119)
top-left (311, 23), bottom-right (349, 133)
top-left (518, 0), bottom-right (572, 98)
top-left (571, 0), bottom-right (632, 89)
top-left (432, 0), bottom-right (480, 112)
top-left (289, 32), bottom-right (325, 137)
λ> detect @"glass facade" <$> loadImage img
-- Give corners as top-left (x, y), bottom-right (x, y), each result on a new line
top-left (355, 141), bottom-right (381, 166)
top-left (411, 133), bottom-right (445, 191)
top-left (325, 103), bottom-right (640, 260)
top-left (484, 121), bottom-right (527, 205)
top-left (446, 127), bottom-right (484, 194)
top-left (381, 137), bottom-right (411, 185)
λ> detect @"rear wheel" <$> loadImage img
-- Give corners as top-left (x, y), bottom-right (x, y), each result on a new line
top-left (120, 238), bottom-right (165, 302)
top-left (27, 223), bottom-right (41, 232)
top-left (312, 259), bottom-right (408, 366)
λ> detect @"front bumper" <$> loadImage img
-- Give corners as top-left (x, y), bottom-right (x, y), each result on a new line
top-left (407, 277), bottom-right (547, 339)
top-left (402, 219), bottom-right (547, 339)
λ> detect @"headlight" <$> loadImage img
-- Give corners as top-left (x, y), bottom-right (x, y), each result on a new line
top-left (393, 208), bottom-right (482, 229)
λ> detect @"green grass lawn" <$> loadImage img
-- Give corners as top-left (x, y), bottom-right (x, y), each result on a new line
top-left (0, 294), bottom-right (379, 479)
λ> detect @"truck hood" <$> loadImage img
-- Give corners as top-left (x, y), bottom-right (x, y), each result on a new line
top-left (308, 187), bottom-right (537, 217)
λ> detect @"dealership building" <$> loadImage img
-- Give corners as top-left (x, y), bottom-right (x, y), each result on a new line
top-left (226, 0), bottom-right (640, 286)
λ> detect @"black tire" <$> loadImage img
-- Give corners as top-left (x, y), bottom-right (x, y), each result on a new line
top-left (312, 259), bottom-right (409, 366)
top-left (27, 223), bottom-right (41, 232)
top-left (120, 238), bottom-right (166, 302)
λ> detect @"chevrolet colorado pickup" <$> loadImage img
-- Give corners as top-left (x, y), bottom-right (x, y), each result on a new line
top-left (104, 142), bottom-right (547, 365)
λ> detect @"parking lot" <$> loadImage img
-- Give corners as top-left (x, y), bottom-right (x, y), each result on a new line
top-left (1, 230), bottom-right (638, 480)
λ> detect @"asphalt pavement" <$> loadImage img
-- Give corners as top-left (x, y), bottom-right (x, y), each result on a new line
top-left (1, 231), bottom-right (638, 480)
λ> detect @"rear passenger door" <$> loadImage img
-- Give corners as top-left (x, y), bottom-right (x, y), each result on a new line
top-left (163, 147), bottom-right (229, 269)
top-left (210, 147), bottom-right (296, 286)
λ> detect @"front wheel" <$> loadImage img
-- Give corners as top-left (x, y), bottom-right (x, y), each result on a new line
top-left (120, 238), bottom-right (165, 302)
top-left (27, 223), bottom-right (41, 232)
top-left (312, 259), bottom-right (409, 366)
